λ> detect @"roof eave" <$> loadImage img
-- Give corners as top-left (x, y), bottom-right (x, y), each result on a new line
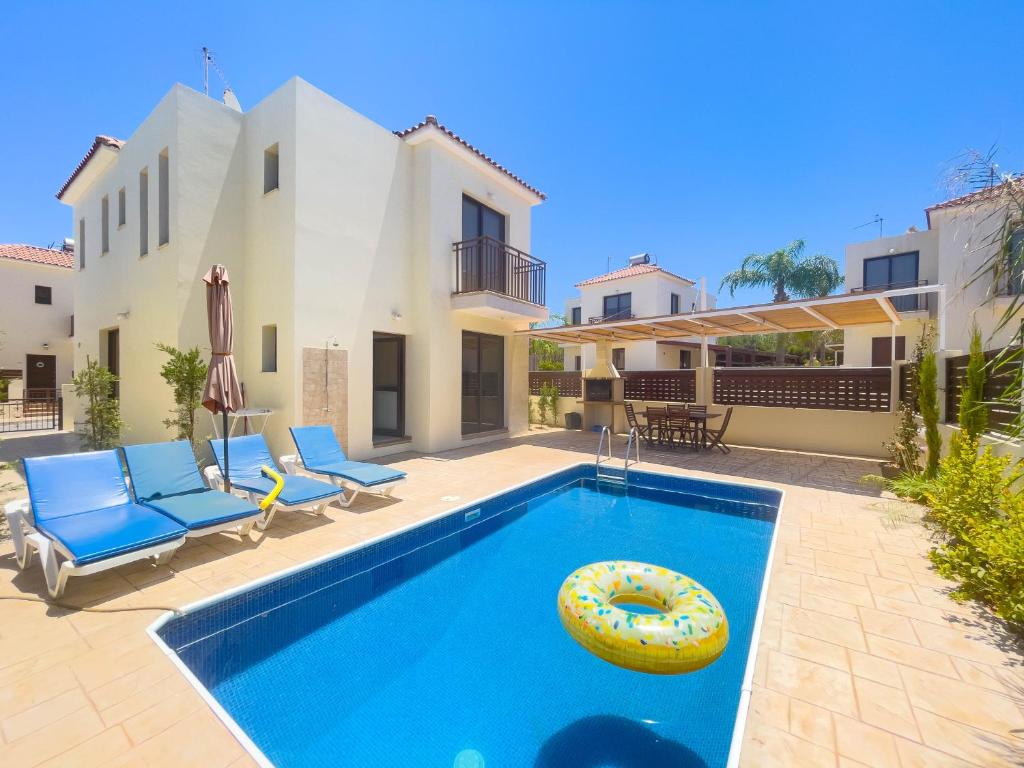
top-left (57, 140), bottom-right (122, 204)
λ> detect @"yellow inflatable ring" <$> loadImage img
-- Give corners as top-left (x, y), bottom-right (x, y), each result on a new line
top-left (557, 561), bottom-right (728, 675)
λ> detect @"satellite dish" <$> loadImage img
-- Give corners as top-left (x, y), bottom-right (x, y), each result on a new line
top-left (223, 88), bottom-right (242, 112)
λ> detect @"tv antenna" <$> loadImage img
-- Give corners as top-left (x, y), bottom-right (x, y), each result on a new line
top-left (855, 214), bottom-right (884, 239)
top-left (200, 47), bottom-right (231, 96)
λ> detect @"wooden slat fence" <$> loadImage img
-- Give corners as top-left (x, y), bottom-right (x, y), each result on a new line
top-left (621, 370), bottom-right (696, 402)
top-left (899, 363), bottom-right (919, 413)
top-left (713, 367), bottom-right (891, 412)
top-left (529, 371), bottom-right (581, 397)
top-left (944, 347), bottom-right (1020, 433)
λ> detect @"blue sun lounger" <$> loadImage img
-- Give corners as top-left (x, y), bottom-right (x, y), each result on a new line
top-left (4, 451), bottom-right (187, 598)
top-left (285, 425), bottom-right (406, 508)
top-left (121, 441), bottom-right (262, 537)
top-left (207, 434), bottom-right (344, 529)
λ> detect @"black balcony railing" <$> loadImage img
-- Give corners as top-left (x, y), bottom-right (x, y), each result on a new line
top-left (588, 312), bottom-right (634, 323)
top-left (851, 279), bottom-right (930, 312)
top-left (453, 236), bottom-right (546, 306)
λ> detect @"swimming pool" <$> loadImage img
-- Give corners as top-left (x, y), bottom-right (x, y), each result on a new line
top-left (152, 464), bottom-right (781, 768)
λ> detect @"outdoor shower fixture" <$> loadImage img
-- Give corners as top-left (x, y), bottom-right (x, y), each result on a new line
top-left (323, 335), bottom-right (339, 412)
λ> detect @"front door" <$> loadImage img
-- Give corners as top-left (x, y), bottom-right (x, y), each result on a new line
top-left (871, 336), bottom-right (905, 367)
top-left (373, 333), bottom-right (405, 440)
top-left (25, 354), bottom-right (56, 396)
top-left (462, 331), bottom-right (504, 435)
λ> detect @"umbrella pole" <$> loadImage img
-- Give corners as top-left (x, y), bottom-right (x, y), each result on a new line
top-left (223, 409), bottom-right (231, 493)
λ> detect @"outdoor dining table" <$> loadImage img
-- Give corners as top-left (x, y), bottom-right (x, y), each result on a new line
top-left (645, 408), bottom-right (721, 450)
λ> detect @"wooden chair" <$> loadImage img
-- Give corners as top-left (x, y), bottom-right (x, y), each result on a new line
top-left (624, 402), bottom-right (652, 445)
top-left (644, 406), bottom-right (668, 445)
top-left (705, 406), bottom-right (733, 454)
top-left (666, 404), bottom-right (694, 449)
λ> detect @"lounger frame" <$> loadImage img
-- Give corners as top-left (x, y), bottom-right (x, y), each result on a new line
top-left (202, 465), bottom-right (342, 530)
top-left (3, 499), bottom-right (183, 598)
top-left (278, 454), bottom-right (405, 508)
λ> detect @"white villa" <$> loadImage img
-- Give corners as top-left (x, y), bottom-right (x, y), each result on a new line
top-left (844, 183), bottom-right (1024, 366)
top-left (0, 243), bottom-right (74, 398)
top-left (57, 78), bottom-right (547, 459)
top-left (560, 255), bottom-right (715, 373)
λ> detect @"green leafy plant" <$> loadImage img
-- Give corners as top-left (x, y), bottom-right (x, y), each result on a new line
top-left (916, 329), bottom-right (941, 478)
top-left (958, 326), bottom-right (988, 441)
top-left (528, 397), bottom-right (537, 426)
top-left (543, 383), bottom-right (561, 426)
top-left (884, 401), bottom-right (921, 474)
top-left (73, 356), bottom-right (124, 450)
top-left (926, 439), bottom-right (1024, 628)
top-left (888, 471), bottom-right (936, 503)
top-left (156, 343), bottom-right (208, 449)
top-left (536, 391), bottom-right (549, 426)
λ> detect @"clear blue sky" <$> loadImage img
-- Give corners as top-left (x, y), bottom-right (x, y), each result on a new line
top-left (2, 1), bottom-right (1022, 311)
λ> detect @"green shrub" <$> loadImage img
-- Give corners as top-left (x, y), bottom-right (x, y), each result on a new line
top-left (927, 440), bottom-right (1024, 628)
top-left (883, 401), bottom-right (920, 473)
top-left (957, 326), bottom-right (987, 440)
top-left (73, 357), bottom-right (124, 450)
top-left (156, 343), bottom-right (208, 450)
top-left (536, 392), bottom-right (549, 426)
top-left (544, 383), bottom-right (561, 426)
top-left (888, 471), bottom-right (935, 502)
top-left (918, 345), bottom-right (941, 478)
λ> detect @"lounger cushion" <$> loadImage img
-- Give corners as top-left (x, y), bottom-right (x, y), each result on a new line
top-left (230, 475), bottom-right (340, 506)
top-left (142, 490), bottom-right (258, 531)
top-left (24, 450), bottom-right (132, 521)
top-left (291, 425), bottom-right (406, 487)
top-left (38, 502), bottom-right (185, 566)
top-left (308, 460), bottom-right (405, 488)
top-left (121, 441), bottom-right (207, 503)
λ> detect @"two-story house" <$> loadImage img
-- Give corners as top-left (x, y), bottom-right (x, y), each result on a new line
top-left (0, 242), bottom-right (74, 400)
top-left (844, 181), bottom-right (1024, 367)
top-left (57, 78), bottom-right (546, 459)
top-left (560, 254), bottom-right (714, 373)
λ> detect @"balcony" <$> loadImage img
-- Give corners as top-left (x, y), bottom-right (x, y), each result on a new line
top-left (451, 236), bottom-right (548, 321)
top-left (851, 279), bottom-right (931, 313)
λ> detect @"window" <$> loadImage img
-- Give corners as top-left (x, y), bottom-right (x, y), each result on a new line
top-left (612, 347), bottom-right (625, 371)
top-left (602, 293), bottom-right (632, 321)
top-left (570, 306), bottom-right (581, 325)
top-left (574, 355), bottom-right (582, 371)
top-left (373, 333), bottom-right (406, 439)
top-left (462, 195), bottom-right (505, 242)
top-left (78, 218), bottom-right (85, 269)
top-left (117, 187), bottom-right (126, 227)
top-left (264, 144), bottom-right (279, 193)
top-left (34, 285), bottom-right (52, 305)
top-left (139, 168), bottom-right (149, 256)
top-left (670, 293), bottom-right (680, 314)
top-left (1007, 226), bottom-right (1024, 295)
top-left (871, 336), bottom-right (906, 367)
top-left (261, 325), bottom-right (277, 372)
top-left (158, 149), bottom-right (169, 246)
top-left (101, 195), bottom-right (110, 254)
top-left (863, 252), bottom-right (918, 311)
top-left (679, 349), bottom-right (692, 369)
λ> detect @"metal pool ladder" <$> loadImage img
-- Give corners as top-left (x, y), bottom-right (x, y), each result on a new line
top-left (624, 426), bottom-right (640, 483)
top-left (596, 426), bottom-right (635, 488)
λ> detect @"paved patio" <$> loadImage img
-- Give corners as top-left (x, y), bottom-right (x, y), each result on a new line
top-left (0, 429), bottom-right (1021, 766)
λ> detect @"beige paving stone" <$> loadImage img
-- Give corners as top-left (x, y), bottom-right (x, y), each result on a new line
top-left (766, 650), bottom-right (859, 717)
top-left (833, 713), bottom-right (901, 766)
top-left (852, 675), bottom-right (920, 740)
top-left (848, 650), bottom-right (901, 687)
top-left (787, 697), bottom-right (835, 750)
top-left (900, 666), bottom-right (1024, 736)
top-left (857, 605), bottom-right (919, 644)
top-left (783, 605), bottom-right (867, 652)
top-left (740, 720), bottom-right (838, 767)
top-left (1, 686), bottom-right (92, 743)
top-left (748, 685), bottom-right (789, 731)
top-left (800, 573), bottom-right (874, 608)
top-left (866, 574), bottom-right (920, 602)
top-left (36, 725), bottom-right (132, 768)
top-left (780, 628), bottom-right (851, 671)
top-left (912, 707), bottom-right (1023, 766)
top-left (0, 705), bottom-right (105, 768)
top-left (866, 634), bottom-right (959, 678)
top-left (894, 737), bottom-right (979, 768)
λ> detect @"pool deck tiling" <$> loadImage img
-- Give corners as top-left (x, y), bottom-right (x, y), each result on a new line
top-left (1, 430), bottom-right (1022, 767)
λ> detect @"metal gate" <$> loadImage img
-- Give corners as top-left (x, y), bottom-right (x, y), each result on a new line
top-left (0, 394), bottom-right (62, 433)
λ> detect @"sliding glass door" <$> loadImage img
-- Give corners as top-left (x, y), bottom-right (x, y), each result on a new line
top-left (373, 333), bottom-right (405, 440)
top-left (462, 331), bottom-right (504, 435)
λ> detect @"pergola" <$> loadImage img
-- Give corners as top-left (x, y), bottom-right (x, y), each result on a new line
top-left (520, 284), bottom-right (945, 365)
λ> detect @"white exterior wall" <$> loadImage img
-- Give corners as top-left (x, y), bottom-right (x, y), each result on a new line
top-left (64, 78), bottom-right (541, 459)
top-left (0, 260), bottom-right (73, 389)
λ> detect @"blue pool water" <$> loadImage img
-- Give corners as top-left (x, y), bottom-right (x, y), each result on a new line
top-left (160, 467), bottom-right (779, 768)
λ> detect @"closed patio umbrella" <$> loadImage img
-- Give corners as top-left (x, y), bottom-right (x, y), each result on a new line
top-left (201, 264), bottom-right (243, 492)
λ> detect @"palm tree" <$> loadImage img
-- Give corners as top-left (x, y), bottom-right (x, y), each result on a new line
top-left (719, 240), bottom-right (842, 303)
top-left (719, 240), bottom-right (843, 363)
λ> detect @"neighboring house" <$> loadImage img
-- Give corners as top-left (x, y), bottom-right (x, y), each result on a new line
top-left (844, 182), bottom-right (1024, 366)
top-left (57, 78), bottom-right (547, 459)
top-left (560, 254), bottom-right (714, 372)
top-left (0, 242), bottom-right (74, 397)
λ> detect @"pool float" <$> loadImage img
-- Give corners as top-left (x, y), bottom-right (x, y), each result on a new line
top-left (557, 561), bottom-right (728, 675)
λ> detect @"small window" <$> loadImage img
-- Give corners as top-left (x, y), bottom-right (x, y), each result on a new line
top-left (34, 285), bottom-right (52, 305)
top-left (670, 293), bottom-right (680, 314)
top-left (117, 186), bottom-right (126, 227)
top-left (101, 195), bottom-right (110, 254)
top-left (574, 355), bottom-right (582, 371)
top-left (612, 347), bottom-right (625, 371)
top-left (158, 149), bottom-right (169, 246)
top-left (139, 168), bottom-right (149, 256)
top-left (679, 349), bottom-right (691, 369)
top-left (78, 218), bottom-right (86, 269)
top-left (264, 144), bottom-right (279, 194)
top-left (570, 306), bottom-right (581, 325)
top-left (1007, 226), bottom-right (1024, 295)
top-left (261, 325), bottom-right (278, 372)
top-left (603, 293), bottom-right (631, 321)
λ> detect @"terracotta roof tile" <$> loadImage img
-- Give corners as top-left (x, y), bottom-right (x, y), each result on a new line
top-left (575, 263), bottom-right (695, 287)
top-left (0, 243), bottom-right (74, 269)
top-left (56, 135), bottom-right (125, 201)
top-left (925, 177), bottom-right (1023, 215)
top-left (395, 116), bottom-right (546, 200)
